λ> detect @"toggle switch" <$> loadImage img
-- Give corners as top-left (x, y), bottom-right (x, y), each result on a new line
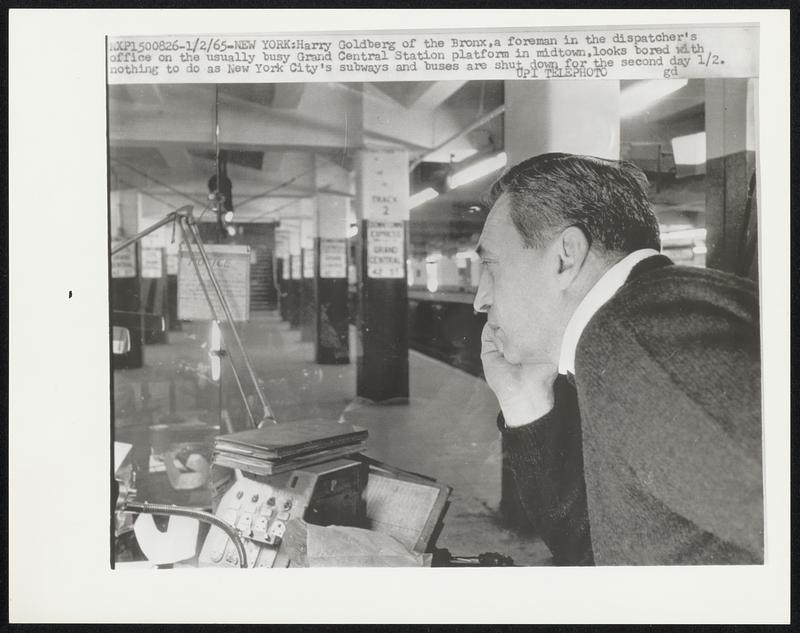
top-left (260, 507), bottom-right (275, 519)
top-left (236, 514), bottom-right (253, 537)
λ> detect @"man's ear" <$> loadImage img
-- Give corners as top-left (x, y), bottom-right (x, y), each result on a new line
top-left (555, 225), bottom-right (591, 288)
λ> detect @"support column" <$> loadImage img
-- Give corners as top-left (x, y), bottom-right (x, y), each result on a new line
top-left (705, 78), bottom-right (758, 280)
top-left (138, 193), bottom-right (179, 341)
top-left (500, 80), bottom-right (621, 527)
top-left (316, 193), bottom-right (351, 364)
top-left (276, 257), bottom-right (286, 319)
top-left (166, 246), bottom-right (180, 332)
top-left (286, 222), bottom-right (302, 328)
top-left (139, 240), bottom-right (168, 344)
top-left (355, 149), bottom-right (409, 402)
top-left (299, 216), bottom-right (317, 342)
top-left (504, 80), bottom-right (621, 162)
top-left (138, 194), bottom-right (169, 345)
top-left (110, 188), bottom-right (144, 369)
top-left (275, 230), bottom-right (290, 322)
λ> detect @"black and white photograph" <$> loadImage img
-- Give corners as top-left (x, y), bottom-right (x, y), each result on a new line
top-left (8, 9), bottom-right (791, 624)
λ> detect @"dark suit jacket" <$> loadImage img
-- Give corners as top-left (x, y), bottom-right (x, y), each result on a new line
top-left (499, 256), bottom-right (763, 565)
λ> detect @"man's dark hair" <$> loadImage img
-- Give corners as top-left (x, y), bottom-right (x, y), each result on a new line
top-left (487, 153), bottom-right (661, 254)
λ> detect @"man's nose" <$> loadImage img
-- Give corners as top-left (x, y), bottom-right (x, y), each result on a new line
top-left (473, 270), bottom-right (491, 313)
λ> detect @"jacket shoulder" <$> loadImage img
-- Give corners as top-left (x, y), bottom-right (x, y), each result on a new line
top-left (576, 264), bottom-right (761, 449)
top-left (586, 264), bottom-right (759, 343)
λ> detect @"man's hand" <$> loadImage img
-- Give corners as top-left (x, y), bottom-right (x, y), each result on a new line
top-left (481, 323), bottom-right (558, 428)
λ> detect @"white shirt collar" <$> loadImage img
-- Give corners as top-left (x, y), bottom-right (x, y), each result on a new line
top-left (558, 249), bottom-right (661, 375)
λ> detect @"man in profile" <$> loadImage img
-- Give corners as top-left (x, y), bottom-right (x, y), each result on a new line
top-left (474, 153), bottom-right (762, 565)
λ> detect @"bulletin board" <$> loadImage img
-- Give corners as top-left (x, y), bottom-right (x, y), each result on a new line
top-left (110, 242), bottom-right (136, 278)
top-left (319, 238), bottom-right (347, 279)
top-left (366, 221), bottom-right (405, 279)
top-left (140, 247), bottom-right (164, 279)
top-left (178, 244), bottom-right (250, 322)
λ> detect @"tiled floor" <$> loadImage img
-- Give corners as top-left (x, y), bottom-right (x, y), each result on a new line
top-left (114, 311), bottom-right (551, 566)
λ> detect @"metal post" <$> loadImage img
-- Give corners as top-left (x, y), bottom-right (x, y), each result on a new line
top-left (111, 205), bottom-right (276, 429)
top-left (176, 217), bottom-right (256, 428)
top-left (186, 218), bottom-right (277, 425)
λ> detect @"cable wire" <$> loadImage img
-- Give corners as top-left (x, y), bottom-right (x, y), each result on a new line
top-left (124, 501), bottom-right (247, 568)
top-left (110, 157), bottom-right (208, 207)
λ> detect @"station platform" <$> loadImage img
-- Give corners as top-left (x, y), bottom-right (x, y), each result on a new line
top-left (114, 310), bottom-right (551, 566)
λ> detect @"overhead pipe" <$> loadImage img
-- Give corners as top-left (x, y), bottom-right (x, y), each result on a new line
top-left (185, 218), bottom-right (277, 426)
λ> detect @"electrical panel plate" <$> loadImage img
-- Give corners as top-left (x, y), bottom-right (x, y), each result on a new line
top-left (198, 458), bottom-right (367, 568)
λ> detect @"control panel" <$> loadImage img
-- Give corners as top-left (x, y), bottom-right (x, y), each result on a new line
top-left (198, 458), bottom-right (367, 568)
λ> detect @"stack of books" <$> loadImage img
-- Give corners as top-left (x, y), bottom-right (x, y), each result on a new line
top-left (212, 419), bottom-right (368, 476)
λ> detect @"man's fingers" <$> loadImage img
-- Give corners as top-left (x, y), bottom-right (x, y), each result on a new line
top-left (481, 326), bottom-right (499, 358)
top-left (481, 323), bottom-right (497, 347)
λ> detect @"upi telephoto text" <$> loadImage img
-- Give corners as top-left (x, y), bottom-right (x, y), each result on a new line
top-left (107, 26), bottom-right (757, 83)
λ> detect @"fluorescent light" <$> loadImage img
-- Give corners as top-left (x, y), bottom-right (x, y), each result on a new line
top-left (620, 80), bottom-right (688, 117)
top-left (661, 227), bottom-right (707, 241)
top-left (410, 187), bottom-right (439, 209)
top-left (448, 152), bottom-right (508, 189)
top-left (671, 132), bottom-right (707, 165)
top-left (450, 148), bottom-right (479, 162)
top-left (659, 223), bottom-right (694, 233)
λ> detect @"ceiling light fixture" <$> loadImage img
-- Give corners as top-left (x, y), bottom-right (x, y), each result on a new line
top-left (409, 187), bottom-right (439, 209)
top-left (671, 131), bottom-right (707, 165)
top-left (447, 152), bottom-right (508, 190)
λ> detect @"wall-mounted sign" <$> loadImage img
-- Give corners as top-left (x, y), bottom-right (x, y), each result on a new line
top-left (178, 244), bottom-right (250, 322)
top-left (302, 249), bottom-right (315, 279)
top-left (140, 247), bottom-right (163, 279)
top-left (320, 239), bottom-right (347, 279)
top-left (359, 151), bottom-right (409, 221)
top-left (111, 242), bottom-right (136, 278)
top-left (366, 221), bottom-right (405, 279)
